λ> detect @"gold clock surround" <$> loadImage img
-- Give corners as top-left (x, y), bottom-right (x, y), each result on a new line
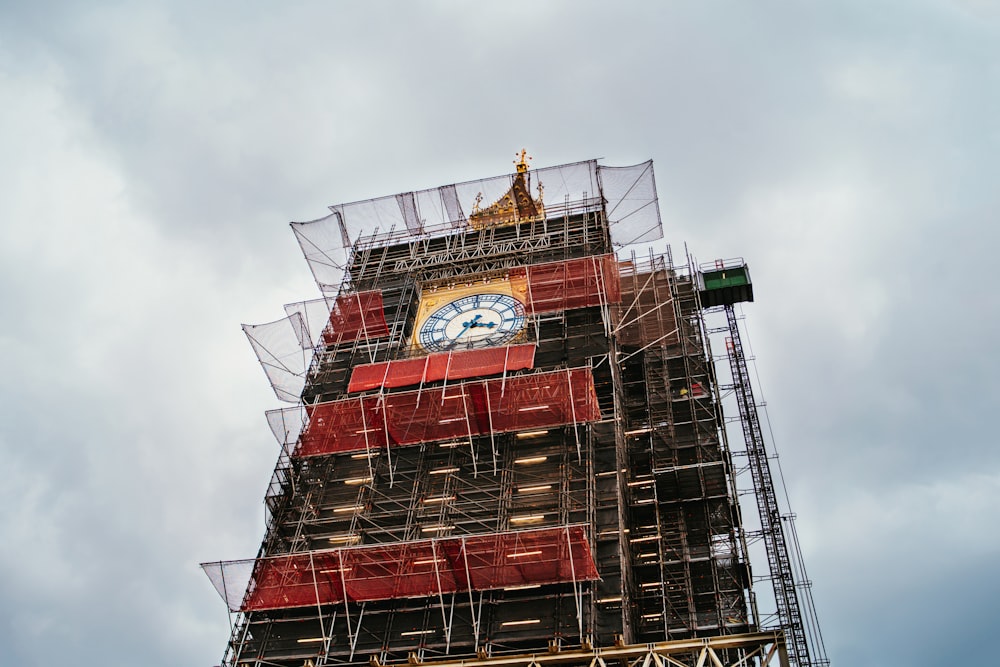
top-left (412, 276), bottom-right (529, 353)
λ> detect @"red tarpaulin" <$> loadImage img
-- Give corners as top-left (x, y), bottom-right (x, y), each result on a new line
top-left (321, 291), bottom-right (390, 346)
top-left (347, 344), bottom-right (536, 393)
top-left (510, 254), bottom-right (622, 315)
top-left (241, 525), bottom-right (598, 612)
top-left (297, 367), bottom-right (602, 457)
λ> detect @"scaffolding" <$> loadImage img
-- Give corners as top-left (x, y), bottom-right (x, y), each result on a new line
top-left (347, 344), bottom-right (537, 393)
top-left (322, 290), bottom-right (391, 346)
top-left (718, 304), bottom-right (829, 667)
top-left (612, 253), bottom-right (752, 643)
top-left (204, 158), bottom-right (823, 667)
top-left (297, 367), bottom-right (602, 458)
top-left (205, 525), bottom-right (599, 612)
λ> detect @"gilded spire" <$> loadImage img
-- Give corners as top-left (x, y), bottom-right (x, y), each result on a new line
top-left (470, 150), bottom-right (545, 230)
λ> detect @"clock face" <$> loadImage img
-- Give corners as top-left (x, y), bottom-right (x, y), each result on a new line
top-left (418, 293), bottom-right (526, 352)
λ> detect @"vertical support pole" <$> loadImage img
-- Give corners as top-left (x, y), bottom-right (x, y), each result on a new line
top-left (441, 352), bottom-right (455, 403)
top-left (777, 636), bottom-right (791, 667)
top-left (219, 562), bottom-right (234, 633)
top-left (565, 527), bottom-right (584, 643)
top-left (380, 392), bottom-right (394, 487)
top-left (525, 265), bottom-right (540, 343)
top-left (338, 550), bottom-right (354, 658)
top-left (501, 345), bottom-right (511, 397)
top-left (378, 360), bottom-right (392, 391)
top-left (349, 604), bottom-right (365, 660)
top-left (460, 537), bottom-right (480, 649)
top-left (416, 356), bottom-right (430, 409)
top-left (592, 255), bottom-right (612, 339)
top-left (308, 552), bottom-right (328, 653)
top-left (446, 593), bottom-right (456, 654)
top-left (431, 540), bottom-right (452, 649)
top-left (356, 292), bottom-right (377, 364)
top-left (461, 386), bottom-right (479, 477)
top-left (359, 396), bottom-right (376, 485)
top-left (566, 369), bottom-right (582, 464)
top-left (484, 379), bottom-right (498, 474)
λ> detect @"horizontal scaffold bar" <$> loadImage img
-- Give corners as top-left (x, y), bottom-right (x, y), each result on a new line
top-left (383, 631), bottom-right (788, 667)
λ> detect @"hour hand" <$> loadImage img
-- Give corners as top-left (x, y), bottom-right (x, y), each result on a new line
top-left (461, 314), bottom-right (483, 331)
top-left (449, 314), bottom-right (481, 349)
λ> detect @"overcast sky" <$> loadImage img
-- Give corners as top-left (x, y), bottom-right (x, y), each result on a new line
top-left (1, 1), bottom-right (998, 665)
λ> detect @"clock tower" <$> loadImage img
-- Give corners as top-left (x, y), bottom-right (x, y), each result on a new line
top-left (203, 155), bottom-right (827, 667)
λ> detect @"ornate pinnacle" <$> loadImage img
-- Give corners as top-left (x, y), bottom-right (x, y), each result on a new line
top-left (514, 148), bottom-right (531, 173)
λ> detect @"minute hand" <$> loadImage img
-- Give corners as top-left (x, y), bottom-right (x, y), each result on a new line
top-left (449, 314), bottom-right (481, 349)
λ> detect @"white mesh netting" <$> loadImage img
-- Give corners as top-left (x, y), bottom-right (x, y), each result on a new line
top-left (243, 314), bottom-right (312, 403)
top-left (201, 560), bottom-right (255, 612)
top-left (283, 297), bottom-right (336, 349)
top-left (598, 161), bottom-right (663, 246)
top-left (266, 406), bottom-right (307, 451)
top-left (291, 160), bottom-right (662, 293)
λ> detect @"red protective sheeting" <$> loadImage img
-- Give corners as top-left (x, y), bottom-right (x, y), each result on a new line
top-left (322, 291), bottom-right (390, 346)
top-left (347, 344), bottom-right (536, 393)
top-left (511, 254), bottom-right (622, 315)
top-left (241, 525), bottom-right (597, 612)
top-left (298, 367), bottom-right (602, 457)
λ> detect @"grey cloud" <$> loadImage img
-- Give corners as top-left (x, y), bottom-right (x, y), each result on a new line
top-left (1, 1), bottom-right (997, 665)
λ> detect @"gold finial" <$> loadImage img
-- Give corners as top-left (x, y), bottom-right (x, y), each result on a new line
top-left (514, 148), bottom-right (531, 173)
top-left (469, 150), bottom-right (544, 230)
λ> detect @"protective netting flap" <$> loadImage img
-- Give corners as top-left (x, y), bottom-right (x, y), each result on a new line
top-left (321, 291), bottom-right (390, 346)
top-left (297, 367), bottom-right (602, 457)
top-left (266, 406), bottom-right (307, 448)
top-left (512, 254), bottom-right (622, 314)
top-left (347, 344), bottom-right (536, 393)
top-left (283, 297), bottom-right (337, 350)
top-left (291, 160), bottom-right (660, 294)
top-left (203, 525), bottom-right (597, 612)
top-left (201, 559), bottom-right (255, 612)
top-left (598, 161), bottom-right (663, 246)
top-left (243, 315), bottom-right (311, 403)
top-left (291, 211), bottom-right (348, 293)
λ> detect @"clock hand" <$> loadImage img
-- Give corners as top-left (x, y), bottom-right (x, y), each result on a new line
top-left (469, 317), bottom-right (499, 332)
top-left (449, 314), bottom-right (482, 349)
top-left (448, 323), bottom-right (471, 349)
top-left (466, 315), bottom-right (498, 330)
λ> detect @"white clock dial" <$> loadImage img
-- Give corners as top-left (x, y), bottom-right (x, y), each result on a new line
top-left (418, 293), bottom-right (526, 352)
